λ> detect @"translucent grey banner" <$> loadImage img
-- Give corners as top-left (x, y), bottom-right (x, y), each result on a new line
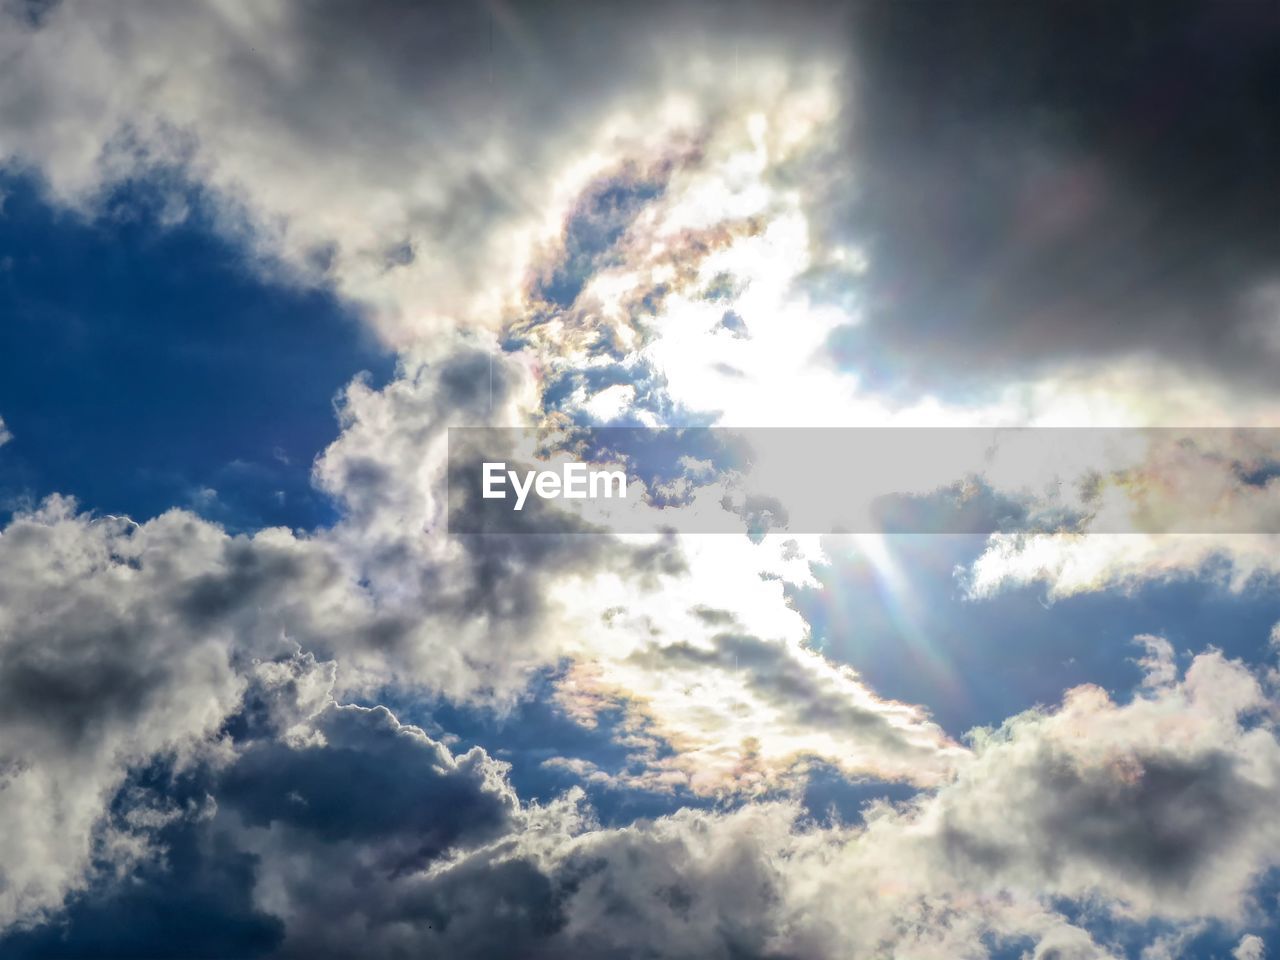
top-left (446, 427), bottom-right (1280, 535)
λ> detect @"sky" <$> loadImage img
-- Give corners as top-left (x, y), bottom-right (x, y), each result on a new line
top-left (1, 2), bottom-right (1280, 958)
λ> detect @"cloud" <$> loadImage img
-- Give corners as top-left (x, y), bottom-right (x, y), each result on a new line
top-left (823, 0), bottom-right (1280, 397)
top-left (0, 476), bottom-right (574, 924)
top-left (0, 0), bottom-right (846, 346)
top-left (592, 623), bottom-right (964, 791)
top-left (7, 0), bottom-right (1280, 415)
top-left (967, 532), bottom-right (1280, 600)
top-left (129, 641), bottom-right (1280, 959)
top-left (965, 431), bottom-right (1280, 597)
top-left (222, 702), bottom-right (518, 856)
top-left (1235, 934), bottom-right (1266, 960)
top-left (0, 498), bottom-right (244, 926)
top-left (2, 503), bottom-right (1278, 959)
top-left (0, 344), bottom-right (962, 935)
top-left (915, 647), bottom-right (1280, 921)
top-left (310, 337), bottom-right (964, 791)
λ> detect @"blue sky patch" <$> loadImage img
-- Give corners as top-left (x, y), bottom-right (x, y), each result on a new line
top-left (0, 174), bottom-right (393, 532)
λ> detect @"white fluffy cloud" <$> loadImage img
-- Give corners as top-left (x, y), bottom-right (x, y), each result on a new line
top-left (966, 431), bottom-right (1280, 598)
top-left (968, 532), bottom-right (1280, 600)
top-left (310, 341), bottom-right (966, 790)
top-left (0, 500), bottom-right (243, 926)
top-left (0, 362), bottom-right (957, 931)
top-left (207, 637), bottom-right (1280, 959)
top-left (0, 0), bottom-right (847, 347)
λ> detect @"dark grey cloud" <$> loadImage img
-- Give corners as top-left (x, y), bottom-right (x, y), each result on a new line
top-left (218, 791), bottom-right (807, 960)
top-left (4, 640), bottom-right (1277, 960)
top-left (223, 703), bottom-right (517, 856)
top-left (828, 0), bottom-right (1280, 393)
top-left (940, 747), bottom-right (1268, 892)
top-left (0, 762), bottom-right (283, 960)
top-left (919, 647), bottom-right (1280, 917)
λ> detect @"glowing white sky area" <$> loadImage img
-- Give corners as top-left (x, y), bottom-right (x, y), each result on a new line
top-left (544, 93), bottom-right (1280, 438)
top-left (541, 531), bottom-right (965, 793)
top-left (432, 63), bottom-right (1280, 794)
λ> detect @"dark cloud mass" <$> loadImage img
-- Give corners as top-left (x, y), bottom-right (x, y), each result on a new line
top-left (836, 0), bottom-right (1280, 391)
top-left (222, 704), bottom-right (518, 854)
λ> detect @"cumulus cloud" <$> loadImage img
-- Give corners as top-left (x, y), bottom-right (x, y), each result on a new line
top-left (1, 486), bottom-right (1277, 955)
top-left (135, 639), bottom-right (1280, 959)
top-left (309, 332), bottom-right (964, 791)
top-left (0, 467), bottom-right (623, 924)
top-left (0, 348), bottom-right (958, 936)
top-left (967, 532), bottom-right (1280, 600)
top-left (0, 499), bottom-right (243, 925)
top-left (0, 0), bottom-right (848, 347)
top-left (827, 0), bottom-right (1280, 397)
top-left (965, 431), bottom-right (1280, 597)
top-left (915, 649), bottom-right (1280, 920)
